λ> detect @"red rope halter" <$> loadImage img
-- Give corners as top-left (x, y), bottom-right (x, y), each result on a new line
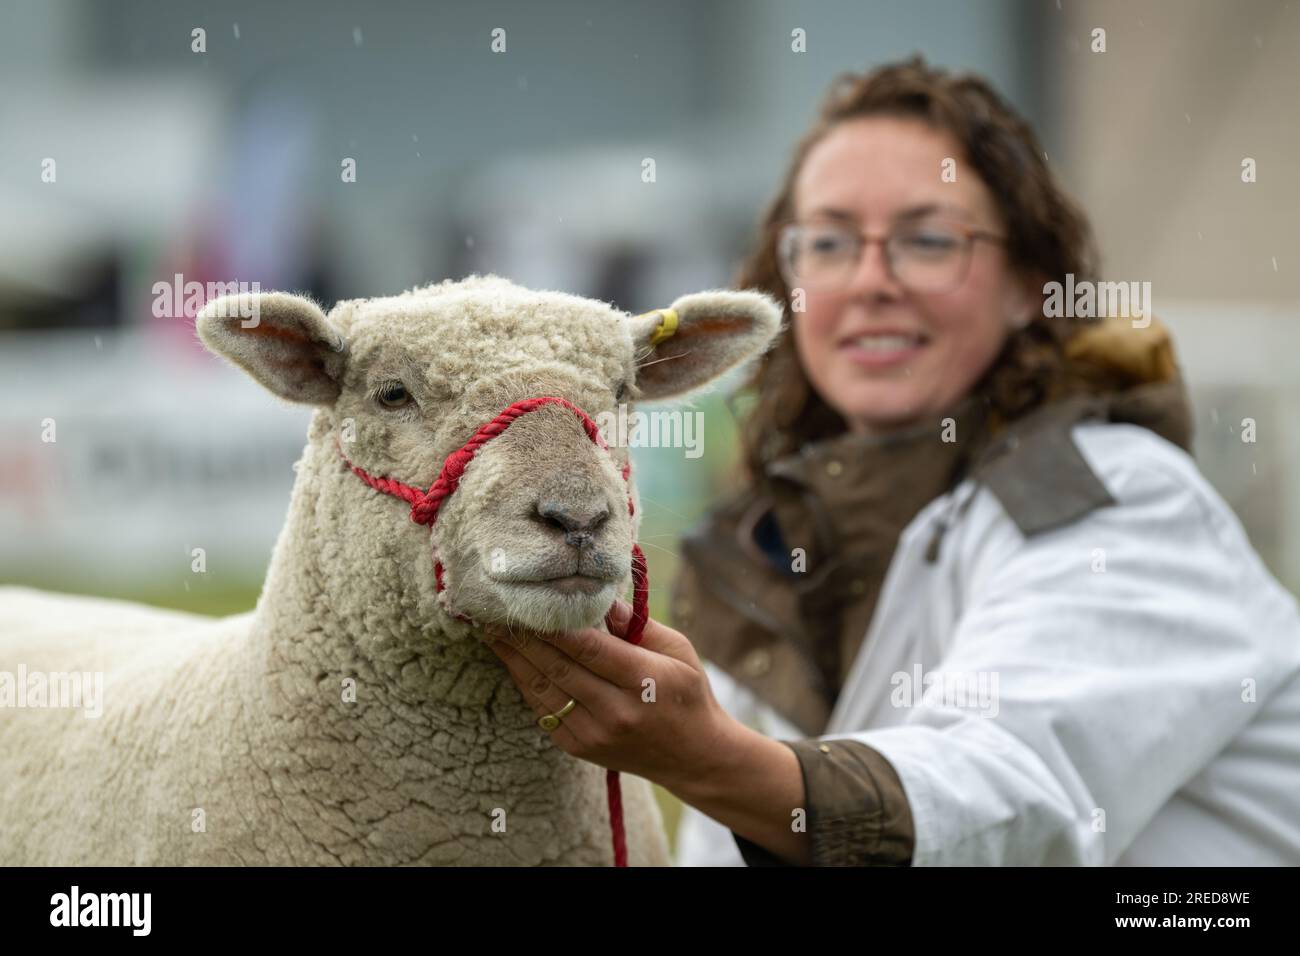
top-left (336, 395), bottom-right (649, 867)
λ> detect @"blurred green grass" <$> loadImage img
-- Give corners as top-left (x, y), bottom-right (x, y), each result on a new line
top-left (2, 572), bottom-right (264, 617)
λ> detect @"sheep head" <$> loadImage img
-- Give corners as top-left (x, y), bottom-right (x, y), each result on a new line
top-left (196, 274), bottom-right (781, 639)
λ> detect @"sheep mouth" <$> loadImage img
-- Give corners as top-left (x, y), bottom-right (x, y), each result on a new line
top-left (511, 574), bottom-right (613, 597)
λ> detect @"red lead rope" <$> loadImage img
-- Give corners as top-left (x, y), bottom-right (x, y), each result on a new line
top-left (336, 395), bottom-right (650, 866)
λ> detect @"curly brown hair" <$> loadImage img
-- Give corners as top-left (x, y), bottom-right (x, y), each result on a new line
top-left (729, 54), bottom-right (1103, 482)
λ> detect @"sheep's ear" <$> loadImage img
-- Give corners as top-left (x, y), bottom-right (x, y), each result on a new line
top-left (196, 292), bottom-right (347, 405)
top-left (627, 289), bottom-right (783, 401)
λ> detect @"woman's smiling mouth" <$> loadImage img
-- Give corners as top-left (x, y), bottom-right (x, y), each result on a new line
top-left (838, 330), bottom-right (930, 369)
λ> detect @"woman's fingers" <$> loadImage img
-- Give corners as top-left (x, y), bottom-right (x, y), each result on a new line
top-left (483, 604), bottom-right (702, 708)
top-left (604, 597), bottom-right (634, 637)
top-left (486, 639), bottom-right (591, 751)
top-left (484, 611), bottom-right (648, 690)
top-left (545, 605), bottom-right (701, 677)
top-left (604, 603), bottom-right (701, 667)
top-left (487, 625), bottom-right (633, 714)
top-left (541, 624), bottom-right (660, 689)
top-left (484, 609), bottom-right (726, 783)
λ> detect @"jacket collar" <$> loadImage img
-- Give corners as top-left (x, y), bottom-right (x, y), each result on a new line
top-left (763, 390), bottom-right (993, 489)
top-left (1061, 313), bottom-right (1193, 453)
top-left (756, 391), bottom-right (994, 577)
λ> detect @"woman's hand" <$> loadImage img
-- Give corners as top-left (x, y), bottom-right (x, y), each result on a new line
top-left (485, 600), bottom-right (812, 863)
top-left (482, 598), bottom-right (737, 791)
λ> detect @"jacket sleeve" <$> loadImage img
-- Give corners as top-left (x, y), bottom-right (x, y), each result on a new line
top-left (731, 738), bottom-right (915, 866)
top-left (673, 660), bottom-right (916, 866)
top-left (826, 436), bottom-right (1300, 865)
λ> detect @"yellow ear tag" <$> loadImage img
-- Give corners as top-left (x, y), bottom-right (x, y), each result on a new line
top-left (646, 308), bottom-right (679, 347)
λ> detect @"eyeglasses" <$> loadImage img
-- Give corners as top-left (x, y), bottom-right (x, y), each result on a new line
top-left (775, 217), bottom-right (1008, 295)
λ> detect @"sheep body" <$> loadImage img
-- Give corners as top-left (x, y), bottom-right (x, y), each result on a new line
top-left (0, 576), bottom-right (666, 865)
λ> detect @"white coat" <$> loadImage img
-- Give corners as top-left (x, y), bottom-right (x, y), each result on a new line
top-left (674, 419), bottom-right (1300, 865)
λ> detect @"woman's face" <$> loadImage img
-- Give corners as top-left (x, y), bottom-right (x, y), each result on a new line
top-left (789, 116), bottom-right (1035, 435)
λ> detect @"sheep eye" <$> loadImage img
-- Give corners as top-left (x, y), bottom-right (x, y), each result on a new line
top-left (377, 382), bottom-right (411, 408)
top-left (615, 380), bottom-right (629, 402)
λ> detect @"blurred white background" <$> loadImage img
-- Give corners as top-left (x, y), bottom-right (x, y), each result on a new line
top-left (1, 0), bottom-right (1296, 613)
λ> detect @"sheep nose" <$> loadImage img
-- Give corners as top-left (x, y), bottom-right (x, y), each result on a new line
top-left (536, 499), bottom-right (610, 549)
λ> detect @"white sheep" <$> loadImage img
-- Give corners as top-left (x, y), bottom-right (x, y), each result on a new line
top-left (0, 274), bottom-right (782, 865)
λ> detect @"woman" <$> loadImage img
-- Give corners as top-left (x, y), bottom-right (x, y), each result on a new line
top-left (484, 56), bottom-right (1300, 865)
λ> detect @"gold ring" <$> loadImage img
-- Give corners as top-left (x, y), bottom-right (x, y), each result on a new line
top-left (538, 698), bottom-right (577, 731)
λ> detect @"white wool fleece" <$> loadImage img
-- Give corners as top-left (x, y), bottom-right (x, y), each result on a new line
top-left (0, 273), bottom-right (782, 865)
